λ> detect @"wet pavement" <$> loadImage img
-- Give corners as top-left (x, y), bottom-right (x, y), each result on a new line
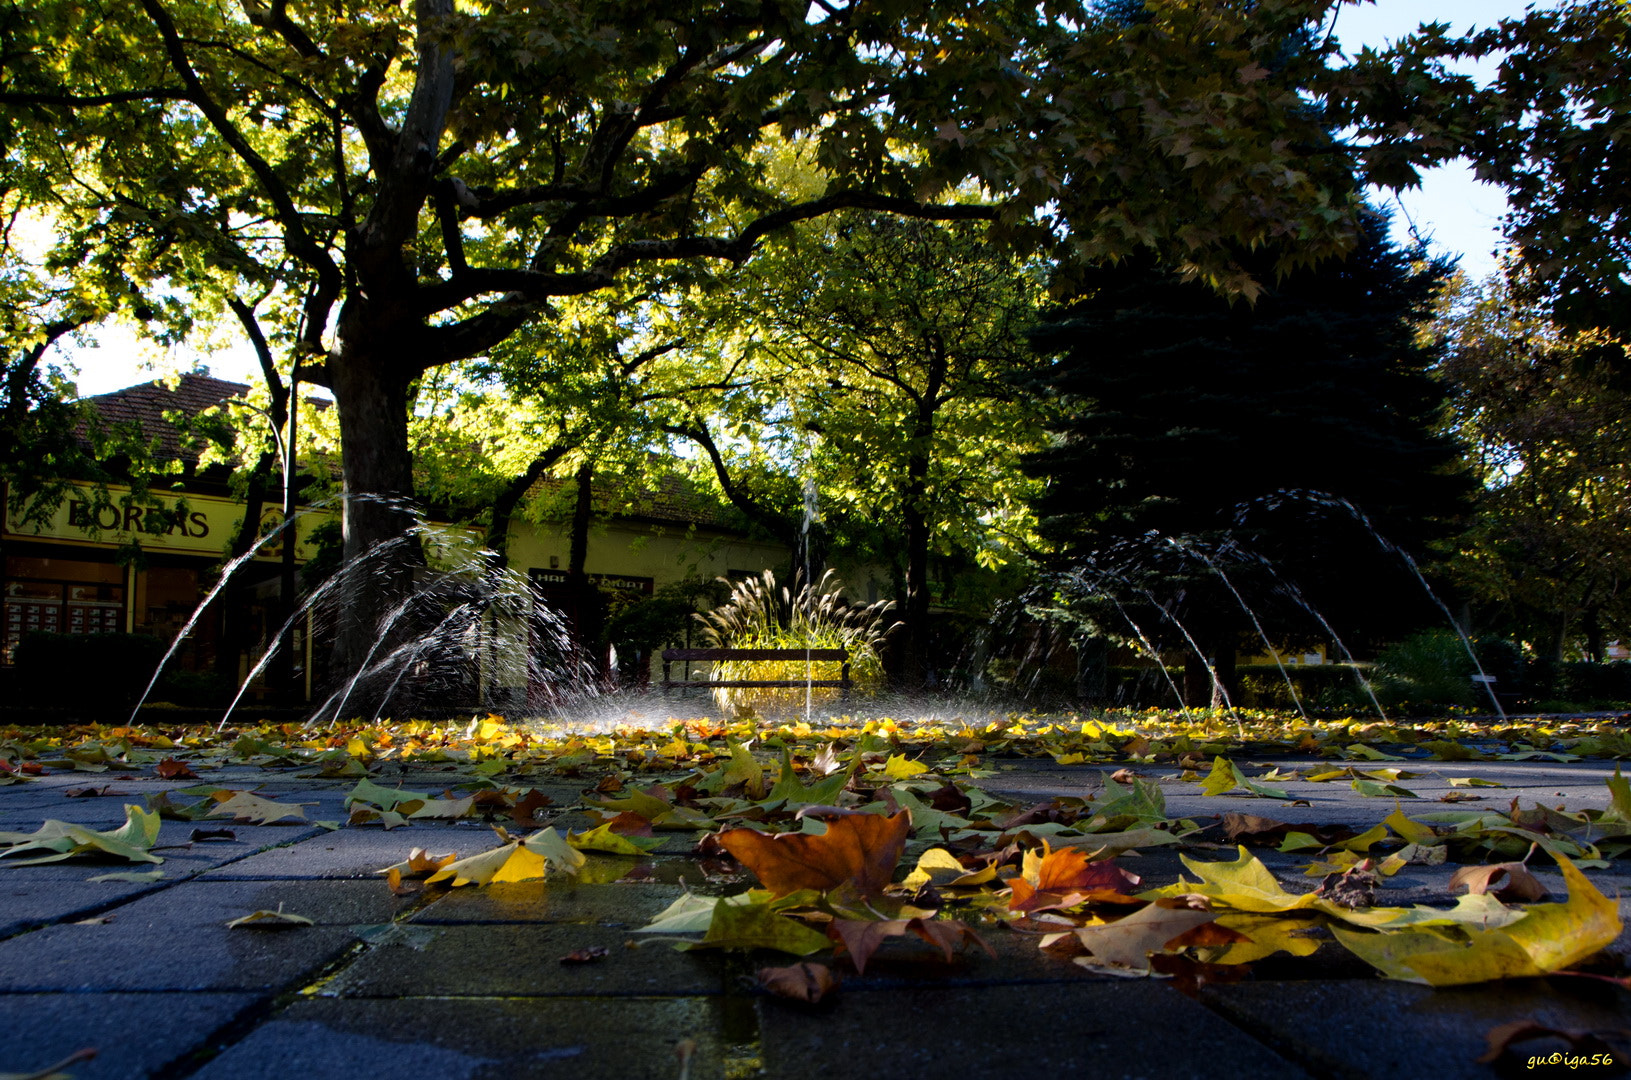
top-left (1, 753), bottom-right (1628, 1080)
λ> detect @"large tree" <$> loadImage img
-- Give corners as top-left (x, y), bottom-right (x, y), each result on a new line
top-left (2, 0), bottom-right (1376, 693)
top-left (702, 214), bottom-right (1049, 686)
top-left (1025, 213), bottom-right (1467, 703)
top-left (1437, 273), bottom-right (1631, 660)
top-left (1337, 0), bottom-right (1631, 335)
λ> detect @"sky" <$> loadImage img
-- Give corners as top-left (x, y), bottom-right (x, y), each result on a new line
top-left (58, 0), bottom-right (1535, 397)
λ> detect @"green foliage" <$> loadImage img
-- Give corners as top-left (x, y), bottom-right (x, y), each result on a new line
top-left (11, 632), bottom-right (166, 712)
top-left (1373, 631), bottom-right (1479, 709)
top-left (1026, 212), bottom-right (1467, 665)
top-left (698, 570), bottom-right (891, 718)
top-left (1436, 273), bottom-right (1631, 660)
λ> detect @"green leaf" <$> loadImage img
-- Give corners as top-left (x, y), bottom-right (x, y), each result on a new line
top-left (1351, 778), bottom-right (1417, 799)
top-left (0, 805), bottom-right (163, 865)
top-left (567, 822), bottom-right (663, 854)
top-left (688, 891), bottom-right (832, 955)
top-left (344, 778), bottom-right (430, 812)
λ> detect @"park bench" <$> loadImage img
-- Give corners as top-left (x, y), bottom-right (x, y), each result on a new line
top-left (660, 647), bottom-right (850, 698)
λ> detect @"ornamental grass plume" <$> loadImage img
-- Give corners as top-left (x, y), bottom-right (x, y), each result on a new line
top-left (697, 569), bottom-right (892, 718)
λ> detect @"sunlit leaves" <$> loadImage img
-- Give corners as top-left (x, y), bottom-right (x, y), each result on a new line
top-left (1334, 856), bottom-right (1622, 986)
top-left (0, 805), bottom-right (162, 865)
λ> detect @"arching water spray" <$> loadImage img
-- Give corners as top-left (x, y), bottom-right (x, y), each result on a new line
top-left (1168, 538), bottom-right (1307, 721)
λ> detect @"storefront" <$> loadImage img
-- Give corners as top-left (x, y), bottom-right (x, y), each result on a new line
top-left (1, 482), bottom-right (321, 692)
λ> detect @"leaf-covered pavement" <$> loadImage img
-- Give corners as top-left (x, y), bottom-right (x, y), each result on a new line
top-left (2, 710), bottom-right (1629, 1073)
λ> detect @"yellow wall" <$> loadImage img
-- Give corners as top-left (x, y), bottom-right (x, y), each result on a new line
top-left (505, 517), bottom-right (789, 587)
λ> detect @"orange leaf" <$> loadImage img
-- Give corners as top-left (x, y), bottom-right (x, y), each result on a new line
top-left (719, 812), bottom-right (911, 897)
top-left (1035, 847), bottom-right (1141, 893)
top-left (156, 758), bottom-right (198, 780)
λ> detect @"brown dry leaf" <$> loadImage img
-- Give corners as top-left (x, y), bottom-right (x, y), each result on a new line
top-left (509, 789), bottom-right (554, 829)
top-left (1222, 813), bottom-right (1352, 847)
top-left (1109, 768), bottom-right (1140, 784)
top-left (1450, 863), bottom-right (1549, 903)
top-left (601, 810), bottom-right (656, 837)
top-left (188, 828), bottom-right (236, 843)
top-left (718, 812), bottom-right (911, 897)
top-left (828, 917), bottom-right (992, 974)
top-left (1073, 900), bottom-right (1219, 972)
top-left (1315, 860), bottom-right (1378, 909)
top-left (63, 786), bottom-right (127, 798)
top-left (755, 962), bottom-right (841, 1003)
top-left (559, 946), bottom-right (610, 965)
top-left (155, 758), bottom-right (198, 780)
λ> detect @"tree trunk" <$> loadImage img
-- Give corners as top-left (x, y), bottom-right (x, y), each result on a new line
top-left (327, 346), bottom-right (422, 713)
top-left (898, 440), bottom-right (933, 689)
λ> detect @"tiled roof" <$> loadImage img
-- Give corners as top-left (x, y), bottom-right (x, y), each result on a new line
top-left (81, 373), bottom-right (249, 466)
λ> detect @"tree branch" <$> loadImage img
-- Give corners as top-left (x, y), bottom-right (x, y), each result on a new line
top-left (135, 0), bottom-right (342, 291)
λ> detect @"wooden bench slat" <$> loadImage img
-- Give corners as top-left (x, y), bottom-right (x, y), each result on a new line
top-left (662, 648), bottom-right (848, 662)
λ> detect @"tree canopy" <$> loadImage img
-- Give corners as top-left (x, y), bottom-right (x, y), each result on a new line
top-left (0, 0), bottom-right (1382, 685)
top-left (1025, 213), bottom-right (1468, 699)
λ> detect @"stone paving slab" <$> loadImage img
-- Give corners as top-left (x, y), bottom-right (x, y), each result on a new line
top-left (0, 879), bottom-right (406, 992)
top-left (409, 879), bottom-right (685, 926)
top-left (2, 742), bottom-right (1629, 1078)
top-left (1202, 977), bottom-right (1631, 1080)
top-left (186, 996), bottom-right (727, 1080)
top-left (201, 823), bottom-right (498, 879)
top-left (756, 982), bottom-right (1312, 1079)
top-left (324, 922), bottom-right (728, 997)
top-left (0, 992), bottom-right (265, 1080)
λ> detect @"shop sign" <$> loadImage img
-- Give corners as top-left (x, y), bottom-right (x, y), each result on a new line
top-left (2, 483), bottom-right (326, 561)
top-left (529, 569), bottom-right (654, 595)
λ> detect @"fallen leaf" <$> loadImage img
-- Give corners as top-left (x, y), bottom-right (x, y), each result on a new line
top-left (0, 1047), bottom-right (97, 1080)
top-left (86, 869), bottom-right (165, 883)
top-left (719, 812), bottom-right (911, 897)
top-left (1315, 860), bottom-right (1378, 910)
top-left (63, 786), bottom-right (127, 798)
top-left (509, 789), bottom-right (554, 828)
top-left (207, 792), bottom-right (315, 825)
top-left (755, 961), bottom-right (840, 1003)
top-left (1333, 855), bottom-right (1622, 986)
top-left (0, 805), bottom-right (163, 865)
top-left (225, 903), bottom-right (314, 929)
top-left (1072, 900), bottom-right (1219, 972)
top-left (559, 946), bottom-right (610, 965)
top-left (1449, 862), bottom-right (1549, 903)
top-left (423, 828), bottom-right (585, 887)
top-left (568, 821), bottom-right (665, 855)
top-left (188, 828), bottom-right (236, 843)
top-left (155, 758), bottom-right (198, 780)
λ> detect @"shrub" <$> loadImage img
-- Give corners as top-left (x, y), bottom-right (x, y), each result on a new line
top-left (696, 569), bottom-right (891, 718)
top-left (1373, 629), bottom-right (1478, 708)
top-left (11, 632), bottom-right (167, 713)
